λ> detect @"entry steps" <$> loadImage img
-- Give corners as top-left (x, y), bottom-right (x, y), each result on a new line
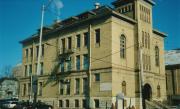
top-left (146, 100), bottom-right (172, 109)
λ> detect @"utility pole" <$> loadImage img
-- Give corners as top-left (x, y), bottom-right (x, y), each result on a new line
top-left (139, 43), bottom-right (144, 109)
top-left (33, 4), bottom-right (45, 104)
top-left (88, 24), bottom-right (92, 109)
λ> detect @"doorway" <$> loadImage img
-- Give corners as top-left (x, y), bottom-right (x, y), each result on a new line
top-left (143, 83), bottom-right (152, 101)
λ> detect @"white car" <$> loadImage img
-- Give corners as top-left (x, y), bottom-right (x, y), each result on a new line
top-left (2, 101), bottom-right (18, 108)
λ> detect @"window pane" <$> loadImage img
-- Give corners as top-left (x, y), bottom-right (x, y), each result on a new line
top-left (59, 81), bottom-right (63, 95)
top-left (83, 54), bottom-right (89, 70)
top-left (95, 29), bottom-right (100, 44)
top-left (29, 65), bottom-right (32, 76)
top-left (83, 78), bottom-right (88, 94)
top-left (66, 81), bottom-right (70, 95)
top-left (155, 46), bottom-right (159, 66)
top-left (36, 46), bottom-right (39, 57)
top-left (59, 100), bottom-right (63, 107)
top-left (67, 57), bottom-right (71, 71)
top-left (83, 99), bottom-right (87, 108)
top-left (41, 44), bottom-right (44, 56)
top-left (30, 48), bottom-right (33, 57)
top-left (60, 60), bottom-right (64, 72)
top-left (120, 35), bottom-right (126, 58)
top-left (76, 34), bottom-right (81, 48)
top-left (95, 74), bottom-right (100, 82)
top-left (84, 32), bottom-right (88, 46)
top-left (66, 100), bottom-right (69, 107)
top-left (75, 99), bottom-right (79, 107)
top-left (76, 55), bottom-right (80, 70)
top-left (94, 99), bottom-right (99, 108)
top-left (75, 79), bottom-right (80, 94)
top-left (40, 63), bottom-right (43, 75)
top-left (68, 37), bottom-right (72, 49)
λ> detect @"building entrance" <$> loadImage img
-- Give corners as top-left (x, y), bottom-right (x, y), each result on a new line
top-left (143, 83), bottom-right (152, 101)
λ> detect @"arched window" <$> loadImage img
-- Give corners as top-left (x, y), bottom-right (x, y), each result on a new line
top-left (155, 46), bottom-right (159, 66)
top-left (122, 81), bottom-right (126, 95)
top-left (157, 85), bottom-right (161, 97)
top-left (120, 35), bottom-right (126, 58)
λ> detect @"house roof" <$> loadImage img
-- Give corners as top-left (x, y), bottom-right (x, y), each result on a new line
top-left (153, 29), bottom-right (167, 37)
top-left (0, 77), bottom-right (18, 84)
top-left (20, 6), bottom-right (137, 44)
top-left (20, 2), bottom-right (165, 44)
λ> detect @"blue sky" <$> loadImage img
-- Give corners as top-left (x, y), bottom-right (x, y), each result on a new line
top-left (0, 0), bottom-right (180, 74)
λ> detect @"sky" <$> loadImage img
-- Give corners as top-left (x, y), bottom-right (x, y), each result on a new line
top-left (0, 0), bottom-right (180, 75)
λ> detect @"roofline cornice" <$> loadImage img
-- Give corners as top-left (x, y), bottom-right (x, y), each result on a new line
top-left (20, 8), bottom-right (137, 44)
top-left (153, 29), bottom-right (167, 38)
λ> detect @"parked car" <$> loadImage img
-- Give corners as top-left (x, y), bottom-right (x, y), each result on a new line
top-left (14, 101), bottom-right (53, 109)
top-left (1, 101), bottom-right (18, 109)
top-left (34, 101), bottom-right (53, 109)
top-left (13, 101), bottom-right (33, 109)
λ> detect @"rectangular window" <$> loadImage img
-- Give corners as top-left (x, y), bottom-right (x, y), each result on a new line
top-left (75, 99), bottom-right (79, 107)
top-left (29, 64), bottom-right (32, 76)
top-left (68, 37), bottom-right (72, 49)
top-left (83, 54), bottom-right (89, 70)
top-left (25, 49), bottom-right (28, 59)
top-left (59, 100), bottom-right (63, 107)
top-left (95, 74), bottom-right (100, 82)
top-left (25, 65), bottom-right (27, 77)
top-left (61, 38), bottom-right (65, 52)
top-left (38, 82), bottom-right (43, 96)
top-left (28, 83), bottom-right (31, 95)
top-left (35, 63), bottom-right (37, 73)
top-left (84, 32), bottom-right (88, 47)
top-left (66, 81), bottom-right (70, 95)
top-left (60, 60), bottom-right (64, 72)
top-left (83, 78), bottom-right (88, 94)
top-left (76, 55), bottom-right (80, 70)
top-left (23, 84), bottom-right (26, 96)
top-left (94, 99), bottom-right (100, 108)
top-left (142, 31), bottom-right (144, 47)
top-left (36, 46), bottom-right (39, 58)
top-left (67, 57), bottom-right (71, 71)
top-left (145, 32), bottom-right (147, 48)
top-left (40, 63), bottom-right (43, 75)
top-left (148, 33), bottom-right (150, 49)
top-left (41, 44), bottom-right (44, 56)
top-left (82, 99), bottom-right (87, 108)
top-left (30, 48), bottom-right (33, 57)
top-left (95, 29), bottom-right (100, 44)
top-left (75, 78), bottom-right (80, 94)
top-left (76, 34), bottom-right (81, 48)
top-left (66, 100), bottom-right (69, 107)
top-left (59, 81), bottom-right (63, 95)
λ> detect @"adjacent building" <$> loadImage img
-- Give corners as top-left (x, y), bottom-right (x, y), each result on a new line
top-left (12, 63), bottom-right (23, 79)
top-left (0, 78), bottom-right (19, 99)
top-left (165, 49), bottom-right (180, 106)
top-left (19, 0), bottom-right (167, 108)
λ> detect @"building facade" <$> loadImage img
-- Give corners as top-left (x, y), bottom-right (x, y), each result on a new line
top-left (19, 0), bottom-right (167, 108)
top-left (0, 78), bottom-right (19, 99)
top-left (12, 63), bottom-right (23, 79)
top-left (165, 49), bottom-right (180, 106)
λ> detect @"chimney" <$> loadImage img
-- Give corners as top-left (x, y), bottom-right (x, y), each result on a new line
top-left (94, 2), bottom-right (100, 9)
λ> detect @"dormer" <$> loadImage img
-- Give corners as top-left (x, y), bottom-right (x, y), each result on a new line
top-left (62, 16), bottom-right (79, 25)
top-left (77, 11), bottom-right (96, 20)
top-left (112, 0), bottom-right (135, 19)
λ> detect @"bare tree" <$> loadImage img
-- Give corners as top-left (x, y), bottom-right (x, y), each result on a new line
top-left (0, 65), bottom-right (13, 78)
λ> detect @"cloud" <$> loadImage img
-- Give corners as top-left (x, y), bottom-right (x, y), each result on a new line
top-left (53, 0), bottom-right (63, 9)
